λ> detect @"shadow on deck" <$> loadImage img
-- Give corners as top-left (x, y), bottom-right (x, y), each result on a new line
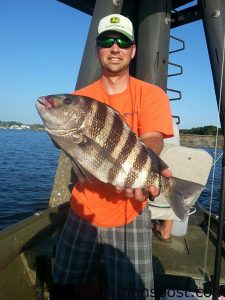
top-left (152, 206), bottom-right (225, 296)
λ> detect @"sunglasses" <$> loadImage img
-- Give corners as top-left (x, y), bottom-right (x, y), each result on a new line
top-left (96, 37), bottom-right (134, 49)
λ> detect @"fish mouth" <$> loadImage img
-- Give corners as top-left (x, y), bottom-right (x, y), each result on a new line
top-left (37, 96), bottom-right (56, 110)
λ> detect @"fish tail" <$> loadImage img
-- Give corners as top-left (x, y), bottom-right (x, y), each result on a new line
top-left (162, 177), bottom-right (204, 220)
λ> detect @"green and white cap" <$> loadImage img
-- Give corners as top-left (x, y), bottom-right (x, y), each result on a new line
top-left (97, 14), bottom-right (134, 42)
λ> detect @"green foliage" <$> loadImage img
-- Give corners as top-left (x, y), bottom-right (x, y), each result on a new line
top-left (30, 124), bottom-right (45, 130)
top-left (0, 120), bottom-right (22, 127)
top-left (180, 125), bottom-right (222, 135)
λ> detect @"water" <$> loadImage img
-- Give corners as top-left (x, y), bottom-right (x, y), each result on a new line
top-left (0, 129), bottom-right (223, 230)
top-left (197, 147), bottom-right (223, 215)
top-left (0, 129), bottom-right (59, 229)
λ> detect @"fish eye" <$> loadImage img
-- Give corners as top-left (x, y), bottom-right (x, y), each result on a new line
top-left (64, 97), bottom-right (72, 105)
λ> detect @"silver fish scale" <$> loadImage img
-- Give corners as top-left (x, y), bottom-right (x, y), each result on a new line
top-left (79, 101), bottom-right (155, 188)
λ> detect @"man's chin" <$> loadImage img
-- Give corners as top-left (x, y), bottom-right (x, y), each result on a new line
top-left (106, 66), bottom-right (128, 74)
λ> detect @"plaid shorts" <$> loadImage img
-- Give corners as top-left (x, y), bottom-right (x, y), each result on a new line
top-left (52, 206), bottom-right (153, 299)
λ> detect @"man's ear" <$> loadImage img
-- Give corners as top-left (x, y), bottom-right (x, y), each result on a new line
top-left (131, 44), bottom-right (136, 59)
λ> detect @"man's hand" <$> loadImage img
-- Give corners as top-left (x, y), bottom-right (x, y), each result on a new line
top-left (115, 187), bottom-right (146, 201)
top-left (115, 131), bottom-right (174, 201)
top-left (115, 168), bottom-right (172, 201)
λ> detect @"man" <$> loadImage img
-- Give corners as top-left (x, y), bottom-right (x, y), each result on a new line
top-left (52, 14), bottom-right (173, 300)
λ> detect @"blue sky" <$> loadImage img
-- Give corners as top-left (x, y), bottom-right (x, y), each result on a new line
top-left (0, 0), bottom-right (219, 129)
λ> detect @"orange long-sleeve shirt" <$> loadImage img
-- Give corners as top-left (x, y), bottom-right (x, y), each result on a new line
top-left (70, 76), bottom-right (173, 227)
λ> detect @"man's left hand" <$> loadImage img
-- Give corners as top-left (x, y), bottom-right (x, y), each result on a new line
top-left (115, 167), bottom-right (172, 201)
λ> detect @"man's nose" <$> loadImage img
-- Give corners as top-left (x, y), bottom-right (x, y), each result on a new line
top-left (110, 42), bottom-right (120, 52)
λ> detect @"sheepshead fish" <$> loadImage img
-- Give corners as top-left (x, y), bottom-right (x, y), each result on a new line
top-left (36, 94), bottom-right (204, 220)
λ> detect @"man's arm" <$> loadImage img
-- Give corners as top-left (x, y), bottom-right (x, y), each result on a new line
top-left (115, 132), bottom-right (172, 201)
top-left (140, 131), bottom-right (164, 155)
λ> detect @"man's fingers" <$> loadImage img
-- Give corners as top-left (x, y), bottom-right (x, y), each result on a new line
top-left (148, 186), bottom-right (159, 197)
top-left (115, 187), bottom-right (158, 200)
top-left (125, 188), bottom-right (145, 201)
top-left (134, 188), bottom-right (145, 201)
top-left (125, 188), bottom-right (134, 198)
top-left (115, 187), bottom-right (135, 198)
top-left (115, 187), bottom-right (146, 201)
top-left (115, 186), bottom-right (124, 193)
top-left (161, 168), bottom-right (172, 178)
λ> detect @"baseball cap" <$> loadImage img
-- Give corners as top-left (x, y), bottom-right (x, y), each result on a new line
top-left (97, 14), bottom-right (134, 42)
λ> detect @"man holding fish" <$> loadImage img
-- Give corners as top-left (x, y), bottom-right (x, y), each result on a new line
top-left (36, 14), bottom-right (203, 300)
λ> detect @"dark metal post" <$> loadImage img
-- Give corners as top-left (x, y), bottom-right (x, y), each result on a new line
top-left (201, 1), bottom-right (225, 299)
top-left (201, 0), bottom-right (225, 128)
top-left (136, 0), bottom-right (172, 91)
top-left (49, 0), bottom-right (124, 206)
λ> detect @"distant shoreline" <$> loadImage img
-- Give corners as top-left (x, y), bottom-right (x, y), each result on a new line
top-left (0, 127), bottom-right (45, 131)
top-left (0, 128), bottom-right (223, 148)
top-left (180, 134), bottom-right (223, 149)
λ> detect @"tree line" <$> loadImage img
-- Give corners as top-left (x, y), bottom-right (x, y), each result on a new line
top-left (180, 125), bottom-right (222, 135)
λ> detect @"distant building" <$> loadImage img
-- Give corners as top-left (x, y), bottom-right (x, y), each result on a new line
top-left (20, 125), bottom-right (30, 129)
top-left (9, 124), bottom-right (31, 130)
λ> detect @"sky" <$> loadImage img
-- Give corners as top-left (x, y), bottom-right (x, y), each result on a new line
top-left (0, 0), bottom-right (220, 129)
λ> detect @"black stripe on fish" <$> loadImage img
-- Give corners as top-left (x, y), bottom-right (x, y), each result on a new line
top-left (74, 96), bottom-right (93, 117)
top-left (78, 134), bottom-right (120, 172)
top-left (89, 101), bottom-right (108, 139)
top-left (103, 111), bottom-right (124, 153)
top-left (86, 106), bottom-right (123, 171)
top-left (108, 130), bottom-right (137, 183)
top-left (124, 145), bottom-right (149, 188)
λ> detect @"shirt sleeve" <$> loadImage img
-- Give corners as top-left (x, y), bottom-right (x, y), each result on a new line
top-left (138, 84), bottom-right (174, 139)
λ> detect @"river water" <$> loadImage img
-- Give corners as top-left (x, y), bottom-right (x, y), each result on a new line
top-left (0, 129), bottom-right (223, 230)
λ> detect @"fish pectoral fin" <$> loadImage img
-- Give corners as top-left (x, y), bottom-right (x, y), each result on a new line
top-left (70, 157), bottom-right (95, 184)
top-left (162, 177), bottom-right (204, 220)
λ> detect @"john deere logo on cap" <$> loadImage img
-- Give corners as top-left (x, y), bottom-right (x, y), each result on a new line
top-left (110, 17), bottom-right (120, 24)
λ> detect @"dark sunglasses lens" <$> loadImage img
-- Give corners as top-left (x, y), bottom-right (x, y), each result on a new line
top-left (97, 38), bottom-right (114, 48)
top-left (116, 39), bottom-right (132, 48)
top-left (97, 38), bottom-right (133, 49)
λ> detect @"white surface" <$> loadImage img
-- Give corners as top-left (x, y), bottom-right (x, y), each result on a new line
top-left (150, 144), bottom-right (213, 220)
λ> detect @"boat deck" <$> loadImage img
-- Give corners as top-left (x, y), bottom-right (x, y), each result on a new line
top-left (152, 208), bottom-right (225, 294)
top-left (1, 204), bottom-right (225, 300)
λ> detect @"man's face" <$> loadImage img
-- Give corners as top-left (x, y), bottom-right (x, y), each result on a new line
top-left (96, 32), bottom-right (136, 75)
